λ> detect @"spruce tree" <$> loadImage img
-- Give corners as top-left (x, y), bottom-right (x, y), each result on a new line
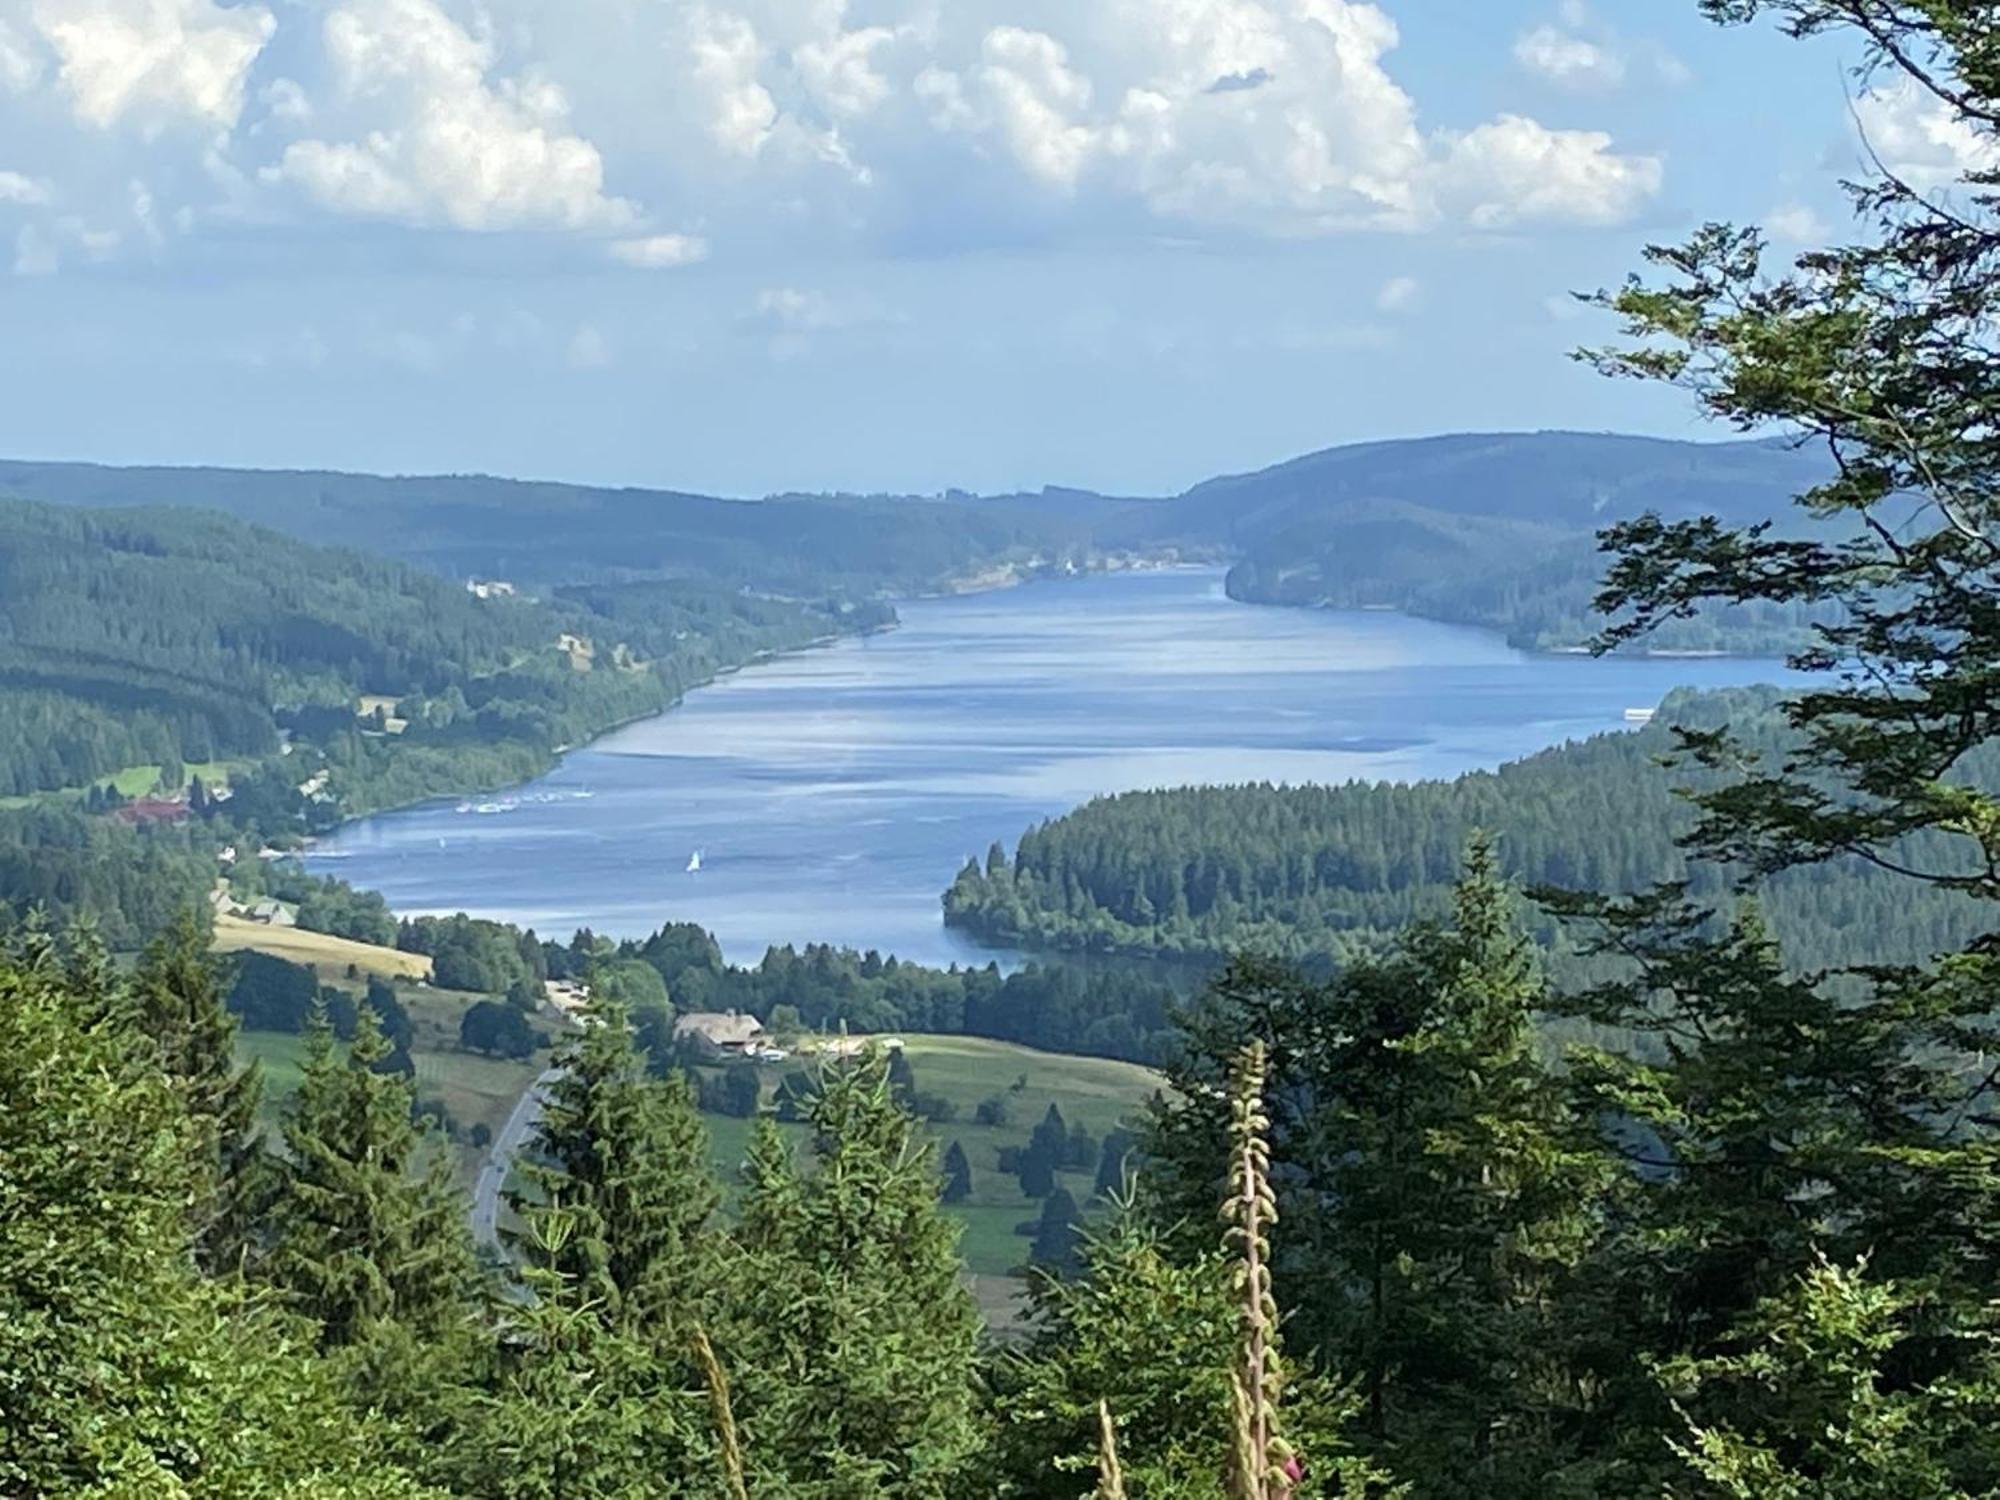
top-left (1030, 1185), bottom-right (1083, 1275)
top-left (0, 943), bottom-right (429, 1495)
top-left (1148, 838), bottom-right (1603, 1488)
top-left (266, 1003), bottom-right (479, 1350)
top-left (723, 1051), bottom-right (983, 1495)
top-left (130, 906), bottom-right (264, 1274)
top-left (509, 995), bottom-right (719, 1327)
top-left (941, 1139), bottom-right (974, 1204)
top-left (458, 1204), bottom-right (708, 1498)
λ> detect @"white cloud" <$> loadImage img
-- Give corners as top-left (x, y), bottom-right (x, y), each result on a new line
top-left (566, 322), bottom-right (611, 367)
top-left (1514, 24), bottom-right (1624, 91)
top-left (891, 2), bottom-right (1658, 234)
top-left (1376, 274), bottom-right (1419, 312)
top-left (1854, 77), bottom-right (1999, 192)
top-left (0, 0), bottom-right (1671, 267)
top-left (260, 76), bottom-right (309, 123)
top-left (30, 0), bottom-right (274, 129)
top-left (1513, 5), bottom-right (1686, 94)
top-left (1766, 200), bottom-right (1828, 245)
top-left (608, 232), bottom-right (708, 268)
top-left (0, 17), bottom-right (43, 90)
top-left (271, 0), bottom-right (633, 230)
top-left (749, 286), bottom-right (849, 333)
top-left (0, 169), bottom-right (49, 203)
top-left (1438, 114), bottom-right (1662, 229)
top-left (685, 6), bottom-right (778, 158)
top-left (794, 22), bottom-right (894, 119)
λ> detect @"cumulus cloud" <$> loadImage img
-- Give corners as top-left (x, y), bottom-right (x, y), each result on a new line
top-left (29, 0), bottom-right (273, 129)
top-left (1514, 25), bottom-right (1624, 91)
top-left (608, 232), bottom-right (707, 268)
top-left (746, 286), bottom-right (875, 333)
top-left (1438, 115), bottom-right (1662, 229)
top-left (899, 1), bottom-right (1654, 234)
top-left (269, 0), bottom-right (633, 230)
top-left (1854, 77), bottom-right (1999, 192)
top-left (685, 5), bottom-right (778, 158)
top-left (0, 0), bottom-right (1669, 270)
top-left (1512, 4), bottom-right (1687, 94)
top-left (0, 17), bottom-right (43, 90)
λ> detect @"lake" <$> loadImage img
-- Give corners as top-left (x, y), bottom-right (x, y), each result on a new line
top-left (307, 568), bottom-right (1794, 966)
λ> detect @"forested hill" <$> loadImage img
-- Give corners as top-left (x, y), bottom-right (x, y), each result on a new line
top-left (1177, 431), bottom-right (1833, 651)
top-left (0, 497), bottom-right (886, 807)
top-left (0, 458), bottom-right (1103, 596)
top-left (943, 687), bottom-right (1992, 971)
top-left (0, 432), bottom-right (1825, 649)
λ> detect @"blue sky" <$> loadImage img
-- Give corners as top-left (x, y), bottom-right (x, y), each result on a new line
top-left (0, 0), bottom-right (1980, 497)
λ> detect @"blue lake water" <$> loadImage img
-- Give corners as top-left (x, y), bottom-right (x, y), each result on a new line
top-left (307, 568), bottom-right (1795, 966)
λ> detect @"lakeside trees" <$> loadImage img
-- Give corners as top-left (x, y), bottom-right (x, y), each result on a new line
top-left (943, 687), bottom-right (1996, 972)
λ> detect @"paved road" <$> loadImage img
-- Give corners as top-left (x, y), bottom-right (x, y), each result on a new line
top-left (471, 1066), bottom-right (562, 1248)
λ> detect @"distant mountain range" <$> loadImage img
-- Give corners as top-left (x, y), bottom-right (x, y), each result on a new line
top-left (0, 430), bottom-right (1828, 650)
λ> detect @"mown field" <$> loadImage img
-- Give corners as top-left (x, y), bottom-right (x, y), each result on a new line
top-left (212, 913), bottom-right (434, 982)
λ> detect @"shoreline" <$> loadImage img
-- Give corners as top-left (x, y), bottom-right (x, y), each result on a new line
top-left (304, 619), bottom-right (901, 848)
top-left (300, 564), bottom-right (1793, 870)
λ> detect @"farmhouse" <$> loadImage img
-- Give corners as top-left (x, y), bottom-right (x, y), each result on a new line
top-left (112, 796), bottom-right (189, 826)
top-left (674, 1010), bottom-right (768, 1061)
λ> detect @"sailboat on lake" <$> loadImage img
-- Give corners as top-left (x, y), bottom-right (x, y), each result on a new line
top-left (686, 850), bottom-right (703, 874)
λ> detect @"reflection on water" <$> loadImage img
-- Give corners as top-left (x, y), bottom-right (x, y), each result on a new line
top-left (308, 569), bottom-right (1794, 966)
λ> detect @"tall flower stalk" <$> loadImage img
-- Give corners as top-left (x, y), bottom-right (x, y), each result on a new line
top-left (1226, 1040), bottom-right (1296, 1500)
top-left (1093, 1398), bottom-right (1127, 1499)
top-left (694, 1325), bottom-right (750, 1500)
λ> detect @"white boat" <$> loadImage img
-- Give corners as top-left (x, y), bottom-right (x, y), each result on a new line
top-left (1624, 707), bottom-right (1657, 724)
top-left (686, 850), bottom-right (703, 874)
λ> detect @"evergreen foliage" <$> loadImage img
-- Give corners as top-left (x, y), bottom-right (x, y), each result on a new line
top-left (130, 907), bottom-right (265, 1275)
top-left (724, 1052), bottom-right (985, 1495)
top-left (508, 996), bottom-right (718, 1327)
top-left (0, 933), bottom-right (431, 1496)
top-left (264, 1005), bottom-right (481, 1350)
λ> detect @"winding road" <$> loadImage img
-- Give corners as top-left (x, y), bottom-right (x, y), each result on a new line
top-left (471, 1066), bottom-right (562, 1248)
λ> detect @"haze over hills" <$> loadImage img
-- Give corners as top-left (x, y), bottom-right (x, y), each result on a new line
top-left (0, 430), bottom-right (1822, 650)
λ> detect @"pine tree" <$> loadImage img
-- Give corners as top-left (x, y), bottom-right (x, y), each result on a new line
top-left (887, 1045), bottom-right (918, 1107)
top-left (266, 1003), bottom-right (479, 1350)
top-left (130, 906), bottom-right (264, 1274)
top-left (723, 1050), bottom-right (983, 1494)
top-left (509, 995), bottom-right (719, 1327)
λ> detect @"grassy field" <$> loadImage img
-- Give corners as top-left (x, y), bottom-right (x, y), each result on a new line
top-left (236, 1016), bottom-right (1161, 1324)
top-left (238, 1024), bottom-right (551, 1191)
top-left (213, 913), bottom-right (434, 983)
top-left (692, 1034), bottom-right (1164, 1298)
top-left (0, 758), bottom-right (244, 809)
